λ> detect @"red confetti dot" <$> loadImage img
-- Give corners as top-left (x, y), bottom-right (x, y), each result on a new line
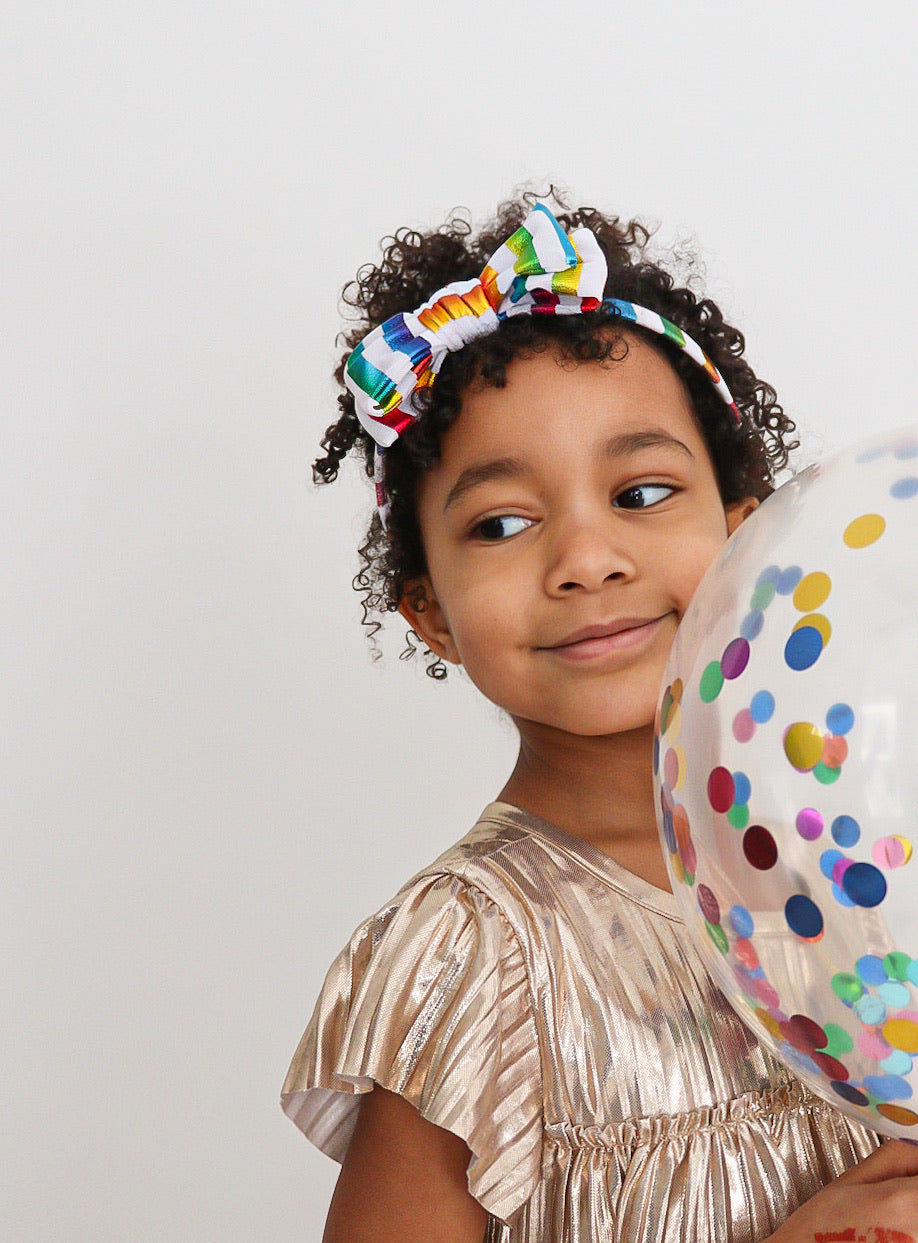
top-left (779, 1014), bottom-right (828, 1053)
top-left (811, 1052), bottom-right (850, 1081)
top-left (744, 825), bottom-right (778, 870)
top-left (708, 767), bottom-right (735, 813)
top-left (697, 884), bottom-right (721, 924)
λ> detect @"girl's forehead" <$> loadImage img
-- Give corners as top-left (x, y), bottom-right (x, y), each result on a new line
top-left (442, 338), bottom-right (703, 464)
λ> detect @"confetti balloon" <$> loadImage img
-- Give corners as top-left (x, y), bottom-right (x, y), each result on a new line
top-left (654, 424), bottom-right (918, 1139)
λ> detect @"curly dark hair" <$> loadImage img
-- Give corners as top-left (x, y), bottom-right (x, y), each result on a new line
top-left (314, 190), bottom-right (797, 675)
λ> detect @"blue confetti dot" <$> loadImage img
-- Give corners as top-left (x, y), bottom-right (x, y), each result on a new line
top-left (826, 703), bottom-right (855, 736)
top-left (732, 772), bottom-right (752, 806)
top-left (831, 882), bottom-right (856, 908)
top-left (756, 565), bottom-right (780, 587)
top-left (907, 960), bottom-right (918, 987)
top-left (854, 995), bottom-right (887, 1025)
top-left (878, 981), bottom-right (911, 1008)
top-left (864, 1074), bottom-right (913, 1101)
top-left (661, 811), bottom-right (676, 854)
top-left (856, 955), bottom-right (888, 986)
top-left (729, 904), bottom-right (755, 938)
top-left (832, 815), bottom-right (861, 848)
top-left (843, 862), bottom-right (888, 908)
top-left (776, 566), bottom-right (803, 594)
top-left (820, 849), bottom-right (845, 880)
top-left (856, 444), bottom-right (888, 464)
top-left (891, 477), bottom-right (918, 499)
top-left (894, 442), bottom-right (918, 459)
top-left (882, 1050), bottom-right (913, 1076)
top-left (785, 894), bottom-right (824, 938)
top-left (740, 610), bottom-right (765, 641)
top-left (832, 1081), bottom-right (869, 1106)
top-left (750, 691), bottom-right (775, 723)
top-left (785, 626), bottom-right (824, 671)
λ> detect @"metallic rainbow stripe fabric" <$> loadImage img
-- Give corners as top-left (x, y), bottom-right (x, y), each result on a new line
top-left (343, 204), bottom-right (741, 475)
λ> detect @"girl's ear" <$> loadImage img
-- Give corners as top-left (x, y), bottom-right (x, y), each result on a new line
top-left (725, 496), bottom-right (759, 535)
top-left (398, 577), bottom-right (461, 666)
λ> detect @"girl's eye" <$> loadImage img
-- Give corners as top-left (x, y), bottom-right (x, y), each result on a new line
top-left (475, 514), bottom-right (533, 541)
top-left (614, 483), bottom-right (674, 510)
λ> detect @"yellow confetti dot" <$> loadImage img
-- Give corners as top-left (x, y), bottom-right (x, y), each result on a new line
top-left (667, 702), bottom-right (683, 745)
top-left (884, 1018), bottom-right (918, 1054)
top-left (793, 613), bottom-right (832, 645)
top-left (672, 745), bottom-right (687, 791)
top-left (784, 721), bottom-right (824, 772)
top-left (877, 1103), bottom-right (918, 1127)
top-left (844, 512), bottom-right (886, 548)
top-left (895, 836), bottom-right (914, 865)
top-left (793, 571), bottom-right (832, 612)
top-left (755, 1008), bottom-right (782, 1040)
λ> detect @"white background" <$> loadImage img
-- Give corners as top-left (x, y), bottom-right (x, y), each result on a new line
top-left (4, 3), bottom-right (917, 1238)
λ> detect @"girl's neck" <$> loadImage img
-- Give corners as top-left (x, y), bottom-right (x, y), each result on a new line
top-left (499, 721), bottom-right (673, 892)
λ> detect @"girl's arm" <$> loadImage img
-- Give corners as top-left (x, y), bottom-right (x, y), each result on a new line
top-left (766, 1141), bottom-right (918, 1242)
top-left (323, 1086), bottom-right (489, 1243)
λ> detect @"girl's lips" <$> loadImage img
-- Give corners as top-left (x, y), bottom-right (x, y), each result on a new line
top-left (542, 616), bottom-right (669, 662)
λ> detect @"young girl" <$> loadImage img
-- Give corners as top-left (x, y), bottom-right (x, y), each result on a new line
top-left (282, 196), bottom-right (918, 1241)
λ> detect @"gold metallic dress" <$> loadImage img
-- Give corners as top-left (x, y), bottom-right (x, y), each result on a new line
top-left (282, 803), bottom-right (879, 1241)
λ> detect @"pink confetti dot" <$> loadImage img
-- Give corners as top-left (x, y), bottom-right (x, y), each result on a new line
top-left (859, 1032), bottom-right (893, 1060)
top-left (733, 709), bottom-right (756, 743)
top-left (754, 978), bottom-right (781, 1008)
top-left (832, 857), bottom-right (854, 886)
top-left (873, 836), bottom-right (910, 869)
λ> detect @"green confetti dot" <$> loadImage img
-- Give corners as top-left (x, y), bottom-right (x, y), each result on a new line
top-left (814, 761), bottom-right (841, 785)
top-left (821, 1022), bottom-right (854, 1058)
top-left (831, 973), bottom-right (863, 1005)
top-left (727, 803), bottom-right (750, 829)
top-left (885, 952), bottom-right (912, 981)
top-left (750, 581), bottom-right (776, 610)
top-left (705, 920), bottom-right (728, 953)
top-left (699, 661), bottom-right (725, 703)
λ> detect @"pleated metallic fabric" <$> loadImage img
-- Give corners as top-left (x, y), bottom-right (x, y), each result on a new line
top-left (282, 803), bottom-right (880, 1240)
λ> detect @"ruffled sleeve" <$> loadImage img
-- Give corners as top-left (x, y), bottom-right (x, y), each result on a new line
top-left (281, 871), bottom-right (543, 1223)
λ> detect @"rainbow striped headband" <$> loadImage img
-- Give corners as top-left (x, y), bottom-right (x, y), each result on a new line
top-left (344, 204), bottom-right (739, 518)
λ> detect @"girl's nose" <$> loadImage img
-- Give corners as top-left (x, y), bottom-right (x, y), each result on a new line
top-left (544, 513), bottom-right (638, 595)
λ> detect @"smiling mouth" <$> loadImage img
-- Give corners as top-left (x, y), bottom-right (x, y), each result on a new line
top-left (542, 616), bottom-right (670, 661)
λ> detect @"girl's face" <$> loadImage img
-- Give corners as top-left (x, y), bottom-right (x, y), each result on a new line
top-left (404, 335), bottom-right (756, 741)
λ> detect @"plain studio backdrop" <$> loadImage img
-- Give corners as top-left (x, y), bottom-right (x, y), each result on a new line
top-left (4, 3), bottom-right (917, 1238)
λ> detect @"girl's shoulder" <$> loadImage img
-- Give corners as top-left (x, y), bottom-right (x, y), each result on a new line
top-left (281, 802), bottom-right (547, 1222)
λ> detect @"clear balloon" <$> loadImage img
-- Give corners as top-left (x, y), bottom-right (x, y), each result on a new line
top-left (654, 424), bottom-right (918, 1139)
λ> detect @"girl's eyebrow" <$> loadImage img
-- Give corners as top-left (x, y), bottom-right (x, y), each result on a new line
top-left (604, 429), bottom-right (694, 459)
top-left (443, 457), bottom-right (526, 512)
top-left (443, 431), bottom-right (694, 513)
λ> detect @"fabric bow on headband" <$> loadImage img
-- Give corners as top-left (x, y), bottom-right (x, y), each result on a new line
top-left (343, 203), bottom-right (739, 519)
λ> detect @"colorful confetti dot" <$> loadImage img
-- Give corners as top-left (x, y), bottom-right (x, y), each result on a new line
top-left (873, 836), bottom-right (913, 869)
top-left (744, 825), bottom-right (778, 870)
top-left (856, 955), bottom-right (888, 986)
top-left (785, 626), bottom-right (824, 671)
top-left (884, 1019), bottom-right (918, 1054)
top-left (891, 478), bottom-right (918, 499)
top-left (740, 610), bottom-right (764, 640)
top-left (721, 637), bottom-right (751, 680)
top-left (729, 905), bottom-right (755, 938)
top-left (832, 815), bottom-right (860, 848)
top-left (749, 690), bottom-right (775, 723)
top-left (832, 973), bottom-right (863, 1005)
top-left (785, 894), bottom-right (824, 938)
top-left (844, 513), bottom-right (886, 547)
top-left (776, 566), bottom-right (803, 594)
top-left (876, 1104), bottom-right (918, 1126)
top-left (784, 722), bottom-right (824, 771)
top-left (732, 709), bottom-right (756, 743)
top-left (699, 661), bottom-right (724, 703)
top-left (707, 767), bottom-right (735, 813)
top-left (842, 862), bottom-right (888, 908)
top-left (796, 808), bottom-right (824, 841)
top-left (825, 703), bottom-right (855, 736)
top-left (793, 571), bottom-right (832, 612)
